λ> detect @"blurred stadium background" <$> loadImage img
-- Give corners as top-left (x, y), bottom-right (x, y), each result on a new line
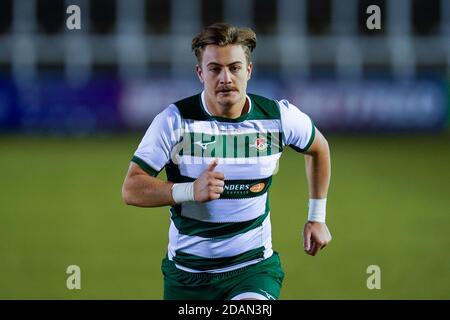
top-left (0, 0), bottom-right (449, 299)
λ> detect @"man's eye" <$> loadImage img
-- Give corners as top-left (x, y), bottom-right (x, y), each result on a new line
top-left (209, 68), bottom-right (220, 73)
top-left (231, 66), bottom-right (241, 72)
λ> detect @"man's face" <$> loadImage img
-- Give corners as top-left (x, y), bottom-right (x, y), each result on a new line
top-left (196, 44), bottom-right (252, 108)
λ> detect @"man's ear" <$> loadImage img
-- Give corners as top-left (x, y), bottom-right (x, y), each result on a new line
top-left (247, 62), bottom-right (253, 80)
top-left (195, 64), bottom-right (204, 83)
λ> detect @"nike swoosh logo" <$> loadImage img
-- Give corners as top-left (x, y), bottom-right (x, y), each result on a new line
top-left (195, 140), bottom-right (216, 150)
top-left (259, 289), bottom-right (275, 300)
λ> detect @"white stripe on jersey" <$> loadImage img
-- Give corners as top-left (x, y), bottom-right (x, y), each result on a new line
top-left (180, 193), bottom-right (267, 223)
top-left (168, 214), bottom-right (272, 259)
top-left (183, 119), bottom-right (282, 135)
top-left (173, 258), bottom-right (264, 274)
top-left (177, 154), bottom-right (281, 180)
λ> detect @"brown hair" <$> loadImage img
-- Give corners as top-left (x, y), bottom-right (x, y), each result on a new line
top-left (192, 23), bottom-right (257, 65)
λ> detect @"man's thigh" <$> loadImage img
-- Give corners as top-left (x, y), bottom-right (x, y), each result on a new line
top-left (225, 252), bottom-right (285, 300)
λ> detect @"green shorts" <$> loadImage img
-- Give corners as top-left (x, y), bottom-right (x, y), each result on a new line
top-left (161, 252), bottom-right (285, 300)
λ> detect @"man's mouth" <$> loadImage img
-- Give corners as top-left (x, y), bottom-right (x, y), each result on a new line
top-left (217, 89), bottom-right (236, 94)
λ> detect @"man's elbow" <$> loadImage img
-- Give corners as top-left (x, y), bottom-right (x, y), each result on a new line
top-left (307, 135), bottom-right (329, 157)
top-left (122, 183), bottom-right (136, 206)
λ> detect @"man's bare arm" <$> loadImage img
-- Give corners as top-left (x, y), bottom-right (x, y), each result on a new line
top-left (304, 128), bottom-right (331, 199)
top-left (302, 128), bottom-right (332, 256)
top-left (122, 160), bottom-right (225, 208)
top-left (122, 163), bottom-right (176, 207)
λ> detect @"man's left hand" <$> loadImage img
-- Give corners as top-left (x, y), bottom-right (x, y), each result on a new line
top-left (302, 221), bottom-right (332, 256)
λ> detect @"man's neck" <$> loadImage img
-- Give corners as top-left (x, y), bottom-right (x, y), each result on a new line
top-left (204, 93), bottom-right (249, 119)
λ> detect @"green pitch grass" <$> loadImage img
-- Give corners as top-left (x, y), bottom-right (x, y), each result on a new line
top-left (0, 132), bottom-right (449, 299)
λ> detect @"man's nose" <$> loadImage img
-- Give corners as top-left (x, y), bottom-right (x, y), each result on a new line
top-left (219, 69), bottom-right (232, 84)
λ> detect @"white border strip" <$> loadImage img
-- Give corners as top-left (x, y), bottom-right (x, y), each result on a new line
top-left (230, 292), bottom-right (269, 300)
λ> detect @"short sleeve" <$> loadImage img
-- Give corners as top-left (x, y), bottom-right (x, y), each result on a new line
top-left (132, 104), bottom-right (181, 176)
top-left (278, 99), bottom-right (315, 153)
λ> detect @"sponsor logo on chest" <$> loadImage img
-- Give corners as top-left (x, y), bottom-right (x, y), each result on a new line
top-left (222, 182), bottom-right (266, 196)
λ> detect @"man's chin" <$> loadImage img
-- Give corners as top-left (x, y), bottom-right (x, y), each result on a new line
top-left (216, 92), bottom-right (240, 105)
top-left (217, 97), bottom-right (237, 107)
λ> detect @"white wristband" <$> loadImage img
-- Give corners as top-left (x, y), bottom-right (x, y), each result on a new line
top-left (171, 182), bottom-right (195, 203)
top-left (308, 198), bottom-right (327, 223)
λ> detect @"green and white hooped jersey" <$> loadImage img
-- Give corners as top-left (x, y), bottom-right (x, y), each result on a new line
top-left (132, 91), bottom-right (315, 273)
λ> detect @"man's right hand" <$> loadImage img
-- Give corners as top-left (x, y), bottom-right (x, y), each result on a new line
top-left (193, 159), bottom-right (225, 202)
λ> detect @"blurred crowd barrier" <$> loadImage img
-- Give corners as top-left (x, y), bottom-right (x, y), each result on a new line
top-left (0, 0), bottom-right (449, 134)
top-left (0, 74), bottom-right (447, 134)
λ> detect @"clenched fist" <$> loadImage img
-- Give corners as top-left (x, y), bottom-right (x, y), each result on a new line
top-left (193, 159), bottom-right (225, 202)
top-left (303, 221), bottom-right (332, 256)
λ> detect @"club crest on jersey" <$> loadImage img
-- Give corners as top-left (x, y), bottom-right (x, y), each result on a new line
top-left (250, 137), bottom-right (268, 151)
top-left (250, 182), bottom-right (265, 193)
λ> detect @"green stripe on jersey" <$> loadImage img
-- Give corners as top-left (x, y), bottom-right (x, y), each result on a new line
top-left (165, 161), bottom-right (273, 199)
top-left (131, 156), bottom-right (160, 177)
top-left (180, 131), bottom-right (282, 158)
top-left (173, 246), bottom-right (265, 271)
top-left (248, 93), bottom-right (281, 120)
top-left (221, 177), bottom-right (272, 199)
top-left (174, 93), bottom-right (281, 122)
top-left (170, 196), bottom-right (270, 239)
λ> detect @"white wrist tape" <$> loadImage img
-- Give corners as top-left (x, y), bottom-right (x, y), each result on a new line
top-left (171, 182), bottom-right (195, 203)
top-left (308, 198), bottom-right (327, 223)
